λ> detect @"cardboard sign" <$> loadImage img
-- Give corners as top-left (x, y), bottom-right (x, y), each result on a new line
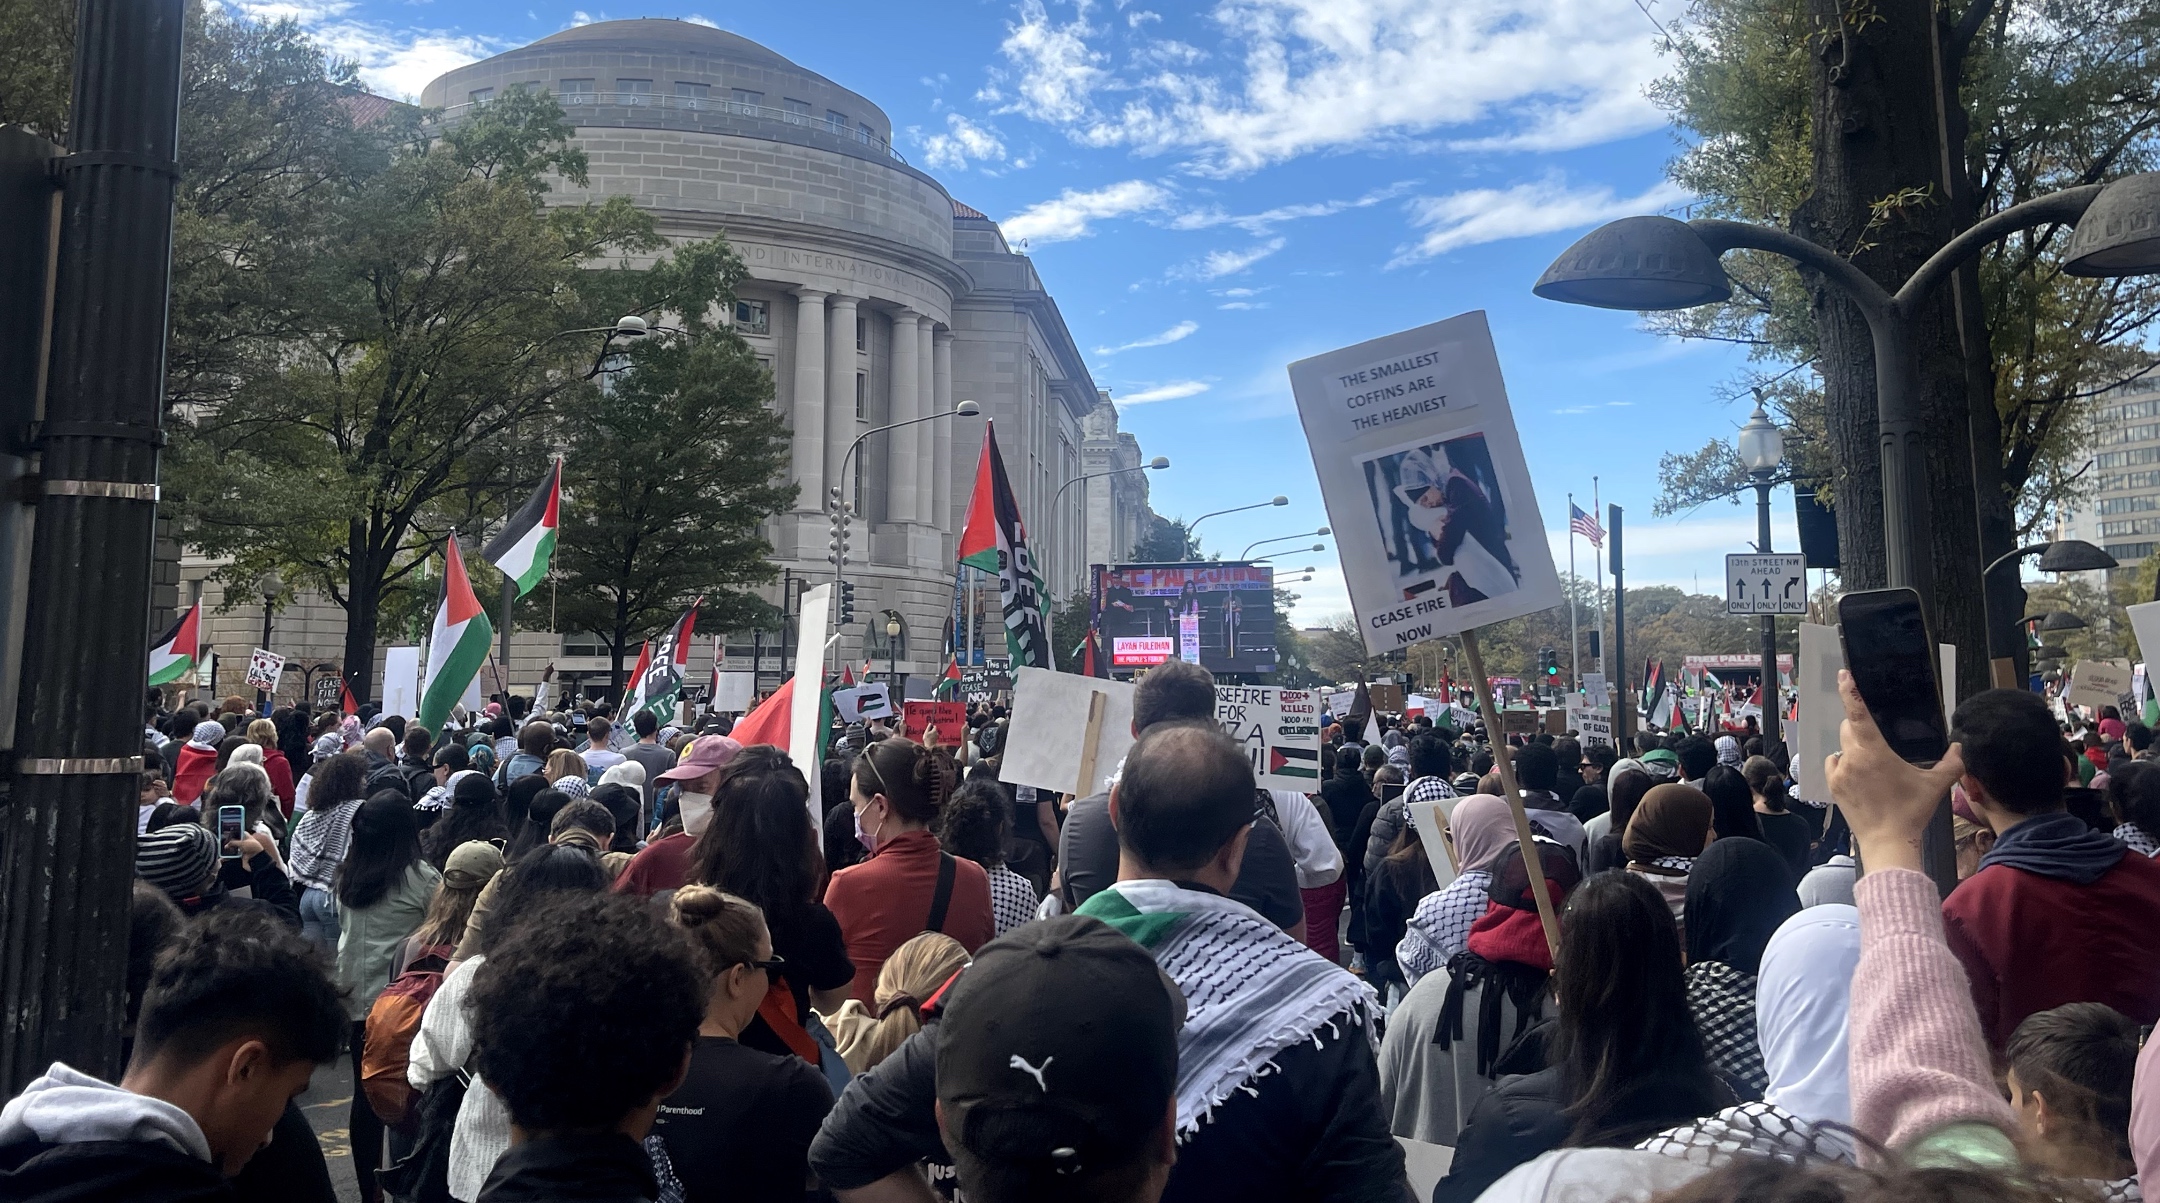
top-left (1407, 795), bottom-right (1468, 889)
top-left (245, 648), bottom-right (284, 693)
top-left (1323, 690), bottom-right (1357, 718)
top-left (1501, 708), bottom-right (1537, 736)
top-left (1289, 311), bottom-right (1563, 654)
top-left (2067, 660), bottom-right (2131, 712)
top-left (1791, 622), bottom-right (1845, 804)
top-left (902, 700), bottom-right (967, 745)
top-left (834, 682), bottom-right (894, 723)
top-left (312, 672), bottom-right (342, 709)
top-left (1215, 685), bottom-right (1323, 792)
top-left (1002, 668), bottom-right (1137, 798)
top-left (1568, 703), bottom-right (1613, 749)
top-left (789, 585), bottom-right (832, 827)
top-left (1365, 682), bottom-right (1405, 714)
top-left (1543, 708), bottom-right (1567, 735)
top-left (712, 670), bottom-right (754, 712)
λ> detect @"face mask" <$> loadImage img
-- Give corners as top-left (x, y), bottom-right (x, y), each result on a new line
top-left (854, 804), bottom-right (885, 853)
top-left (679, 791), bottom-right (715, 836)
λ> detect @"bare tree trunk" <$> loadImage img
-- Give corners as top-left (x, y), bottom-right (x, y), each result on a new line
top-left (342, 522), bottom-right (383, 706)
top-left (1791, 0), bottom-right (1989, 692)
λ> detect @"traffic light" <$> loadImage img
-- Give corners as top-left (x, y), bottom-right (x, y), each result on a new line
top-left (1540, 647), bottom-right (1558, 680)
top-left (838, 581), bottom-right (856, 626)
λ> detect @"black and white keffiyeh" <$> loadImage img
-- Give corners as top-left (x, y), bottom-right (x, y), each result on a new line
top-left (2116, 822), bottom-right (2159, 859)
top-left (1396, 870), bottom-right (1492, 986)
top-left (1685, 959), bottom-right (1768, 1098)
top-left (1637, 1101), bottom-right (1855, 1168)
top-left (986, 864), bottom-right (1038, 935)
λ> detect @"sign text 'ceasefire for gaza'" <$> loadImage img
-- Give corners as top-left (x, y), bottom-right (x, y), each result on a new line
top-left (1338, 351), bottom-right (1450, 432)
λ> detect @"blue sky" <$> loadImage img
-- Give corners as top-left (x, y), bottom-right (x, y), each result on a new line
top-left (236, 0), bottom-right (1804, 623)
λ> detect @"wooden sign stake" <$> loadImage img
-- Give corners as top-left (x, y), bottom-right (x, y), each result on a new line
top-left (1461, 628), bottom-right (1563, 961)
top-left (1073, 690), bottom-right (1107, 800)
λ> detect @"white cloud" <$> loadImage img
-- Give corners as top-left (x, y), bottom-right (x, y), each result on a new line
top-left (682, 13), bottom-right (717, 26)
top-left (984, 0), bottom-right (1669, 175)
top-left (1182, 236), bottom-right (1285, 279)
top-left (1218, 300), bottom-right (1268, 309)
top-left (1389, 176), bottom-right (1691, 266)
top-left (1170, 181), bottom-right (1417, 235)
top-left (1096, 319), bottom-right (1199, 355)
top-left (1114, 380), bottom-right (1211, 405)
top-left (1001, 179), bottom-right (1172, 244)
top-left (918, 114), bottom-right (1009, 171)
top-left (224, 0), bottom-right (504, 100)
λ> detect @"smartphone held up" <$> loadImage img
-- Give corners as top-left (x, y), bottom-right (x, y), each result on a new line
top-left (1836, 588), bottom-right (1950, 766)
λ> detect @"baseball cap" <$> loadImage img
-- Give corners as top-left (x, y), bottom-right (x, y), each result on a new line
top-left (443, 839), bottom-right (506, 887)
top-left (935, 915), bottom-right (1182, 1196)
top-left (137, 823), bottom-right (220, 902)
top-left (656, 734), bottom-right (743, 782)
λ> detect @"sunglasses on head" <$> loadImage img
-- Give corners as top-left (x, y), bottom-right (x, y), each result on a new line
top-left (745, 953), bottom-right (785, 974)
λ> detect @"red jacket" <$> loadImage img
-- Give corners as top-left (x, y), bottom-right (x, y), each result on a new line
top-left (171, 744), bottom-right (218, 805)
top-left (823, 828), bottom-right (993, 1006)
top-left (611, 832), bottom-right (698, 897)
top-left (262, 750), bottom-right (296, 815)
top-left (1942, 850), bottom-right (2160, 1050)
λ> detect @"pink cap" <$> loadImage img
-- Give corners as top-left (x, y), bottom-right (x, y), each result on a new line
top-left (656, 735), bottom-right (743, 782)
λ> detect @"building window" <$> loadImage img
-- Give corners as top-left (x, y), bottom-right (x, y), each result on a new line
top-left (468, 87), bottom-right (494, 105)
top-left (855, 372), bottom-right (867, 418)
top-left (731, 88), bottom-right (763, 110)
top-left (855, 312), bottom-right (866, 350)
top-left (674, 81), bottom-right (709, 107)
top-left (783, 98), bottom-right (812, 123)
top-left (854, 456), bottom-right (864, 515)
top-left (559, 78), bottom-right (595, 102)
top-left (858, 121), bottom-right (876, 145)
top-left (826, 109), bottom-right (849, 135)
top-left (560, 631), bottom-right (608, 658)
top-left (735, 298), bottom-right (769, 335)
top-left (616, 78), bottom-right (652, 105)
top-left (2106, 542), bottom-right (2157, 563)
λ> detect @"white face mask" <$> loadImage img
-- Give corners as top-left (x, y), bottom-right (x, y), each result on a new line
top-left (679, 791), bottom-right (715, 836)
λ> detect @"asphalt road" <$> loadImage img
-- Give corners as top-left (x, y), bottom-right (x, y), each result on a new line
top-left (299, 1053), bottom-right (363, 1203)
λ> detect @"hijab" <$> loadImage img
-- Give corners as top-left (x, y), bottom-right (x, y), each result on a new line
top-left (1622, 784), bottom-right (1713, 867)
top-left (597, 761), bottom-right (646, 801)
top-left (227, 744), bottom-right (265, 769)
top-left (1714, 735), bottom-right (1741, 766)
top-left (188, 721), bottom-right (224, 750)
top-left (1755, 903), bottom-right (1859, 1125)
top-left (1448, 792), bottom-right (1518, 878)
top-left (1683, 837), bottom-right (1801, 975)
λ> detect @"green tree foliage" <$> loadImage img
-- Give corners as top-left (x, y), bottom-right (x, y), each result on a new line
top-left (0, 0), bottom-right (70, 139)
top-left (1131, 514), bottom-right (1203, 562)
top-left (544, 316), bottom-right (794, 690)
top-left (1649, 0), bottom-right (2160, 533)
top-left (164, 86), bottom-right (740, 700)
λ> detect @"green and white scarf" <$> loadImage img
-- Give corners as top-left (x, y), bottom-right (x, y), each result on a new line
top-left (1077, 878), bottom-right (1378, 1138)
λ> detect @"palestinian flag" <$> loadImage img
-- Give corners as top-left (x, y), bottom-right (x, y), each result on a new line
top-left (148, 604), bottom-right (200, 687)
top-left (1642, 659), bottom-right (1676, 730)
top-left (624, 603), bottom-right (700, 725)
top-left (957, 422), bottom-right (1051, 669)
top-left (935, 658), bottom-right (962, 700)
top-left (1269, 744), bottom-right (1321, 782)
top-left (342, 679), bottom-right (359, 717)
top-left (482, 459), bottom-right (561, 597)
top-left (419, 534), bottom-right (494, 731)
top-left (838, 660), bottom-right (856, 687)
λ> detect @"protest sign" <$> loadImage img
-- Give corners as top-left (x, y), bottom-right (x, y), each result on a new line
top-left (2067, 660), bottom-right (2130, 712)
top-left (902, 700), bottom-right (966, 744)
top-left (1582, 672), bottom-right (1608, 709)
top-left (1501, 708), bottom-right (1537, 736)
top-left (1567, 701), bottom-right (1613, 748)
top-left (1002, 668), bottom-right (1136, 798)
top-left (1289, 311), bottom-right (1562, 655)
top-left (1365, 682), bottom-right (1406, 714)
top-left (712, 670), bottom-right (754, 712)
top-left (788, 585), bottom-right (831, 825)
top-left (1408, 795), bottom-right (1467, 888)
top-left (1791, 622), bottom-right (1844, 804)
top-left (1324, 689), bottom-right (1357, 718)
top-left (381, 647), bottom-right (420, 720)
top-left (2129, 600), bottom-right (2160, 669)
top-left (245, 648), bottom-right (284, 694)
top-left (1214, 685), bottom-right (1323, 792)
top-left (834, 682), bottom-right (894, 723)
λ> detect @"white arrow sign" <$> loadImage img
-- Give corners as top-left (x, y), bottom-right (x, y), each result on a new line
top-left (1725, 553), bottom-right (1808, 615)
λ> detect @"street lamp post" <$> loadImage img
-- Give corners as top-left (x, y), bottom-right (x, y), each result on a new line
top-left (1980, 540), bottom-right (2118, 686)
top-left (829, 402), bottom-right (982, 676)
top-left (1240, 528), bottom-right (1330, 560)
top-left (1045, 456), bottom-right (1169, 579)
top-left (256, 570), bottom-right (283, 711)
top-left (1736, 403), bottom-right (1784, 747)
top-left (884, 615), bottom-right (901, 696)
top-left (1185, 495), bottom-right (1289, 544)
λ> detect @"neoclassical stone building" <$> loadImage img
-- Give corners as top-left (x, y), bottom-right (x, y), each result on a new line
top-left (177, 18), bottom-right (1155, 702)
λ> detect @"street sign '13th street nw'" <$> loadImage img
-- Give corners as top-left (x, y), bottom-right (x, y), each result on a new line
top-left (1726, 553), bottom-right (1807, 616)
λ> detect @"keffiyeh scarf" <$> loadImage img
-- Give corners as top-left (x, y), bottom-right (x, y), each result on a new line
top-left (1685, 960), bottom-right (1769, 1098)
top-left (1076, 878), bottom-right (1378, 1139)
top-left (2116, 822), bottom-right (2159, 859)
top-left (1396, 870), bottom-right (1492, 986)
top-left (1638, 1101), bottom-right (1855, 1168)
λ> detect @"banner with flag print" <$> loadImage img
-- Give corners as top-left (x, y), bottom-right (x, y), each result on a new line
top-left (148, 604), bottom-right (200, 688)
top-left (419, 535), bottom-right (495, 731)
top-left (956, 422), bottom-right (1051, 669)
top-left (1569, 502), bottom-right (1604, 548)
top-left (483, 459), bottom-right (562, 596)
top-left (1216, 685), bottom-right (1323, 792)
top-left (623, 603), bottom-right (699, 725)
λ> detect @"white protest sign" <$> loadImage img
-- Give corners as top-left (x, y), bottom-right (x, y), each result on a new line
top-left (833, 682), bottom-right (894, 723)
top-left (1408, 796), bottom-right (1466, 889)
top-left (713, 670), bottom-right (754, 712)
top-left (1289, 311), bottom-right (1562, 655)
top-left (1406, 693), bottom-right (1440, 717)
top-left (1567, 700), bottom-right (1614, 748)
top-left (1001, 668), bottom-right (1136, 798)
top-left (1582, 672), bottom-right (1608, 709)
top-left (380, 646), bottom-right (420, 719)
top-left (2128, 601), bottom-right (2160, 671)
top-left (1324, 690), bottom-right (1356, 717)
top-left (789, 585), bottom-right (831, 826)
top-left (2067, 660), bottom-right (2131, 712)
top-left (244, 648), bottom-right (284, 693)
top-left (1215, 685), bottom-right (1323, 792)
top-left (1791, 623), bottom-right (1844, 804)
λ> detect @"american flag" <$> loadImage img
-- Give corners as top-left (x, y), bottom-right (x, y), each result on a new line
top-left (1569, 502), bottom-right (1604, 548)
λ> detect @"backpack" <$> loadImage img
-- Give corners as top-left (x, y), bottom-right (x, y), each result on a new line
top-left (361, 946), bottom-right (453, 1127)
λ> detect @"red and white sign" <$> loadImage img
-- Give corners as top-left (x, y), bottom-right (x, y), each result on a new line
top-left (1112, 636), bottom-right (1176, 667)
top-left (902, 700), bottom-right (967, 745)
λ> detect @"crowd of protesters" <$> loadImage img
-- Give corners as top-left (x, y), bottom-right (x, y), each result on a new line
top-left (3, 664), bottom-right (2160, 1203)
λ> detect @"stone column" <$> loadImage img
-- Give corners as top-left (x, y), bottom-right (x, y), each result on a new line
top-left (931, 329), bottom-right (954, 533)
top-left (790, 290), bottom-right (827, 514)
top-left (887, 308), bottom-right (920, 525)
top-left (916, 318), bottom-right (938, 530)
top-left (824, 295), bottom-right (859, 512)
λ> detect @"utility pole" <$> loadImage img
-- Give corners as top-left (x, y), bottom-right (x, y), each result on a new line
top-left (0, 0), bottom-right (186, 1092)
top-left (1609, 505), bottom-right (1627, 746)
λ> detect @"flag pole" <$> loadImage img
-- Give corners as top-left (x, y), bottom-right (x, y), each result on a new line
top-left (1567, 492), bottom-right (1580, 692)
top-left (1592, 476), bottom-right (1605, 677)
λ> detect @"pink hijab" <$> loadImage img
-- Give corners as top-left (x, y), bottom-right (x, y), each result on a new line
top-left (2135, 1029), bottom-right (2160, 1192)
top-left (1446, 793), bottom-right (1517, 878)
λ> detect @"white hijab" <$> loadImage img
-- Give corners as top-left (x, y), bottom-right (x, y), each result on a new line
top-left (1756, 903), bottom-right (1860, 1125)
top-left (597, 761), bottom-right (646, 801)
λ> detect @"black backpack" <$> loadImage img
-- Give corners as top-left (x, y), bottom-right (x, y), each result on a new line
top-left (377, 1070), bottom-right (466, 1203)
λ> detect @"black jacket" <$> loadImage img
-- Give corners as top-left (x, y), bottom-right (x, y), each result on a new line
top-left (476, 1132), bottom-right (656, 1203)
top-left (189, 852), bottom-right (300, 930)
top-left (1431, 1064), bottom-right (1734, 1203)
top-left (0, 1137), bottom-right (235, 1203)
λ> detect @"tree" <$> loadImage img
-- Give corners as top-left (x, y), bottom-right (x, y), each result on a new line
top-left (544, 320), bottom-right (795, 690)
top-left (165, 88), bottom-right (723, 702)
top-left (1131, 514), bottom-right (1203, 562)
top-left (1648, 0), bottom-right (2160, 698)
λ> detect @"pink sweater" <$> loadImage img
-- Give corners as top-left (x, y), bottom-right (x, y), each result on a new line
top-left (1850, 868), bottom-right (2018, 1152)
